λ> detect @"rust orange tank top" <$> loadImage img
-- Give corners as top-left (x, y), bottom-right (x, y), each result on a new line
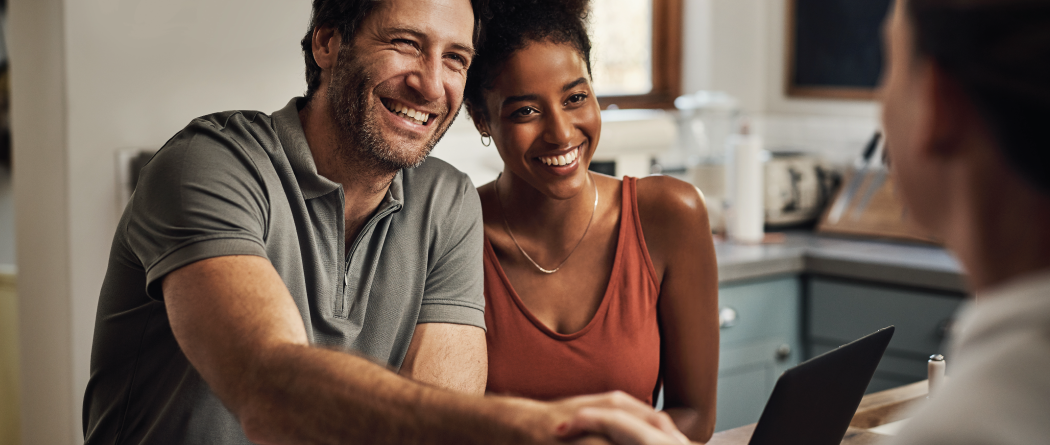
top-left (483, 177), bottom-right (661, 404)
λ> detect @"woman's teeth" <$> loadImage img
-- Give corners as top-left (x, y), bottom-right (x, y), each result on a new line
top-left (538, 148), bottom-right (579, 166)
top-left (384, 101), bottom-right (429, 125)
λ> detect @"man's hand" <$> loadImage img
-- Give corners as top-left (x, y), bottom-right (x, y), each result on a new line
top-left (558, 405), bottom-right (692, 445)
top-left (545, 392), bottom-right (691, 445)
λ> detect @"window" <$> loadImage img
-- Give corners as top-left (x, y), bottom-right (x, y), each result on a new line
top-left (590, 0), bottom-right (682, 109)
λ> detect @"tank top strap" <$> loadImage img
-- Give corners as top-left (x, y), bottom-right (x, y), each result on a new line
top-left (621, 176), bottom-right (661, 290)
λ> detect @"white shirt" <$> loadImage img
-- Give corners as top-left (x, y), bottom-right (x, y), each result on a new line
top-left (888, 270), bottom-right (1050, 444)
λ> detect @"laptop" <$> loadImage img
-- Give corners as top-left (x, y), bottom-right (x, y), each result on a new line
top-left (747, 326), bottom-right (895, 445)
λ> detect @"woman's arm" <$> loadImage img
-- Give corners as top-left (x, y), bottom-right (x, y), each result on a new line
top-left (637, 176), bottom-right (720, 443)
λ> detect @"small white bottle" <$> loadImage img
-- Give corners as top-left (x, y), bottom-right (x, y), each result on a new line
top-left (928, 354), bottom-right (946, 398)
top-left (727, 120), bottom-right (765, 243)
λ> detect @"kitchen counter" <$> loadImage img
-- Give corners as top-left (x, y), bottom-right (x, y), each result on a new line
top-left (712, 234), bottom-right (960, 431)
top-left (716, 232), bottom-right (967, 292)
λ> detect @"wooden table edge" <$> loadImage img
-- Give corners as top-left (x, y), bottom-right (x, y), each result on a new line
top-left (706, 380), bottom-right (929, 444)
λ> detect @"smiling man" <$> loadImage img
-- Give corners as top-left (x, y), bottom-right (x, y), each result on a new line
top-left (880, 0), bottom-right (1050, 443)
top-left (81, 0), bottom-right (690, 444)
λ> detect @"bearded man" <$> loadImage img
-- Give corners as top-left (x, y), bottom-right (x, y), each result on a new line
top-left (81, 0), bottom-right (689, 444)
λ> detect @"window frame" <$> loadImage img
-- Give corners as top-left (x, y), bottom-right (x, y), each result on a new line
top-left (595, 0), bottom-right (683, 110)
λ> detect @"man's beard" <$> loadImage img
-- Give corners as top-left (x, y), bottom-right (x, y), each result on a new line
top-left (326, 45), bottom-right (458, 172)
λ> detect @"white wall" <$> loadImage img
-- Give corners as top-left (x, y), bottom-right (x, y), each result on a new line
top-left (10, 2), bottom-right (73, 444)
top-left (689, 0), bottom-right (881, 165)
top-left (11, 0), bottom-right (311, 443)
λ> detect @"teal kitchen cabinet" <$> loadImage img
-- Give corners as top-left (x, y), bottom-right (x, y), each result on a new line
top-left (806, 276), bottom-right (965, 394)
top-left (714, 275), bottom-right (802, 432)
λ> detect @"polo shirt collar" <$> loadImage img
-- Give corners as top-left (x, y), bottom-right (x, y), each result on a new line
top-left (385, 169), bottom-right (405, 209)
top-left (273, 98), bottom-right (340, 199)
top-left (272, 97), bottom-right (405, 208)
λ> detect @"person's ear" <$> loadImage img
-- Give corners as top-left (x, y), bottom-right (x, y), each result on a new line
top-left (924, 63), bottom-right (974, 158)
top-left (312, 26), bottom-right (341, 72)
top-left (467, 105), bottom-right (491, 136)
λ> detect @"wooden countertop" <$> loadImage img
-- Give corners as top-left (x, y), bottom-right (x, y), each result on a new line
top-left (706, 380), bottom-right (929, 445)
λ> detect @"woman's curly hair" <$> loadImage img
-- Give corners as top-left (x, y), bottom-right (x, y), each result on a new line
top-left (463, 0), bottom-right (592, 121)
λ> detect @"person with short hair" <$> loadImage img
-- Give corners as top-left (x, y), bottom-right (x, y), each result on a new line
top-left (879, 0), bottom-right (1050, 443)
top-left (81, 0), bottom-right (692, 443)
top-left (462, 0), bottom-right (719, 442)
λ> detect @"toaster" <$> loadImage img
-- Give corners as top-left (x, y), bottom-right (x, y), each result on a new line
top-left (763, 152), bottom-right (836, 227)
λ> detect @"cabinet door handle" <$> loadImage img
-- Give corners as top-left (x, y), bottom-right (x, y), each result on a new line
top-left (719, 307), bottom-right (738, 329)
top-left (776, 344), bottom-right (792, 361)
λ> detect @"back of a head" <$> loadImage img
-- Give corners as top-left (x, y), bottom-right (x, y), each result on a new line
top-left (907, 0), bottom-right (1050, 194)
top-left (463, 0), bottom-right (592, 120)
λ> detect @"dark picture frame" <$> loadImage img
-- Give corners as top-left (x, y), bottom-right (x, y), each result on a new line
top-left (785, 0), bottom-right (893, 100)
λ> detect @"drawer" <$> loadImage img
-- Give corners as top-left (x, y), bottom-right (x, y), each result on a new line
top-left (716, 337), bottom-right (799, 431)
top-left (808, 277), bottom-right (964, 357)
top-left (720, 337), bottom-right (799, 375)
top-left (718, 276), bottom-right (801, 346)
top-left (716, 355), bottom-right (776, 431)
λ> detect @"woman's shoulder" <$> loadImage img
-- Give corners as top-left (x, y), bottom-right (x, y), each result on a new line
top-left (633, 175), bottom-right (714, 272)
top-left (634, 175), bottom-right (710, 224)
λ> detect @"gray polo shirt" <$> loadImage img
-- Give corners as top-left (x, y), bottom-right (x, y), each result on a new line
top-left (83, 98), bottom-right (485, 444)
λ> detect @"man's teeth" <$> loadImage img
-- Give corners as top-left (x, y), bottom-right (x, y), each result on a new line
top-left (384, 101), bottom-right (429, 125)
top-left (538, 148), bottom-right (579, 166)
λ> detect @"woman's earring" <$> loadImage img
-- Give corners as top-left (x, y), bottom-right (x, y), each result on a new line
top-left (480, 132), bottom-right (492, 147)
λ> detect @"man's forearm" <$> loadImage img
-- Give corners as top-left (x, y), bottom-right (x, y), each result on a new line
top-left (165, 257), bottom-right (681, 445)
top-left (236, 343), bottom-right (539, 445)
top-left (163, 256), bottom-right (541, 444)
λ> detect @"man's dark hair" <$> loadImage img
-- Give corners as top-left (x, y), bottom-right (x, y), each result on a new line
top-left (301, 0), bottom-right (488, 103)
top-left (463, 0), bottom-right (592, 121)
top-left (907, 0), bottom-right (1050, 192)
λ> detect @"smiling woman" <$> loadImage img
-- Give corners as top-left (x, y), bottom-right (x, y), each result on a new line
top-left (462, 0), bottom-right (719, 442)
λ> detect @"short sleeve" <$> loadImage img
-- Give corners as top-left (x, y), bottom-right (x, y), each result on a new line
top-left (127, 117), bottom-right (271, 300)
top-left (417, 177), bottom-right (486, 330)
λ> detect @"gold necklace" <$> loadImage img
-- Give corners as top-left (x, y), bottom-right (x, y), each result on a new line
top-left (494, 172), bottom-right (598, 274)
